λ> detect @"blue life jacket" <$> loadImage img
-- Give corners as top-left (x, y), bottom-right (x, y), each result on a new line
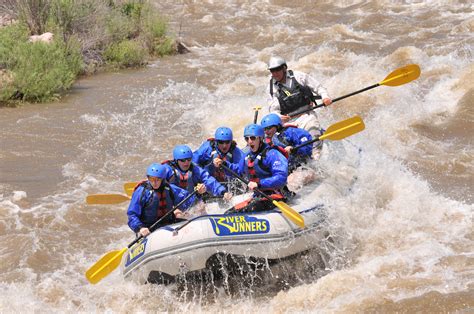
top-left (163, 160), bottom-right (197, 194)
top-left (138, 181), bottom-right (175, 227)
top-left (245, 143), bottom-right (287, 195)
top-left (207, 138), bottom-right (237, 182)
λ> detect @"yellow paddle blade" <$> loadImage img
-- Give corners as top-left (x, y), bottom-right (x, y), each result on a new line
top-left (123, 182), bottom-right (137, 197)
top-left (86, 194), bottom-right (130, 205)
top-left (380, 64), bottom-right (420, 87)
top-left (85, 248), bottom-right (127, 284)
top-left (273, 200), bottom-right (305, 228)
top-left (319, 116), bottom-right (365, 141)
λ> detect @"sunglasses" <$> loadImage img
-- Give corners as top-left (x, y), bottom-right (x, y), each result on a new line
top-left (178, 158), bottom-right (192, 162)
top-left (217, 140), bottom-right (231, 145)
top-left (264, 126), bottom-right (276, 131)
top-left (270, 66), bottom-right (284, 73)
top-left (244, 136), bottom-right (257, 142)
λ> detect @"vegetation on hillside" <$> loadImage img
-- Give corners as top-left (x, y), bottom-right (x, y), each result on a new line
top-left (0, 0), bottom-right (177, 105)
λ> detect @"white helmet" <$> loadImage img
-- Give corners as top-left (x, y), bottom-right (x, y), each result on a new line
top-left (268, 56), bottom-right (287, 70)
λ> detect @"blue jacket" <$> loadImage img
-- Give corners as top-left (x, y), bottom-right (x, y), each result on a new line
top-left (273, 126), bottom-right (312, 154)
top-left (192, 140), bottom-right (245, 181)
top-left (244, 143), bottom-right (288, 190)
top-left (127, 182), bottom-right (195, 233)
top-left (163, 161), bottom-right (227, 197)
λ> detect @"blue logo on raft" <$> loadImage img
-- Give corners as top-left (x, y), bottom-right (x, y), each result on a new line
top-left (125, 238), bottom-right (147, 267)
top-left (210, 215), bottom-right (270, 236)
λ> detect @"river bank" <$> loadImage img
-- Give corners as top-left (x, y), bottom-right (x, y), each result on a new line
top-left (0, 1), bottom-right (185, 105)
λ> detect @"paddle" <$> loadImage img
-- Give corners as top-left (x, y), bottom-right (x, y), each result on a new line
top-left (290, 116), bottom-right (365, 154)
top-left (124, 182), bottom-right (137, 197)
top-left (253, 106), bottom-right (262, 123)
top-left (86, 194), bottom-right (131, 205)
top-left (220, 164), bottom-right (305, 228)
top-left (289, 64), bottom-right (421, 117)
top-left (85, 189), bottom-right (197, 284)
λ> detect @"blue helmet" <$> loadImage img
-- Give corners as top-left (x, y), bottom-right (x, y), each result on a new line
top-left (215, 127), bottom-right (233, 141)
top-left (146, 163), bottom-right (167, 178)
top-left (173, 145), bottom-right (193, 160)
top-left (260, 113), bottom-right (282, 128)
top-left (244, 124), bottom-right (264, 138)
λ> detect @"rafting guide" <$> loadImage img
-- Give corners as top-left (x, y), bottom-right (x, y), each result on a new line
top-left (267, 56), bottom-right (332, 158)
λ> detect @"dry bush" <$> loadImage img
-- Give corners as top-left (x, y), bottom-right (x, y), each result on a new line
top-left (1, 0), bottom-right (51, 34)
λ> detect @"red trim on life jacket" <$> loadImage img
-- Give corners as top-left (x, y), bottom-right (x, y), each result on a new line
top-left (264, 137), bottom-right (289, 159)
top-left (208, 138), bottom-right (235, 182)
top-left (133, 180), bottom-right (148, 192)
top-left (274, 145), bottom-right (289, 159)
top-left (156, 189), bottom-right (168, 218)
top-left (162, 160), bottom-right (191, 189)
top-left (247, 158), bottom-right (260, 184)
top-left (177, 172), bottom-right (189, 189)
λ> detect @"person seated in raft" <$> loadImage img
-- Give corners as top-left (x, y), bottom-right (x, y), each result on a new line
top-left (127, 163), bottom-right (196, 237)
top-left (227, 124), bottom-right (289, 213)
top-left (163, 145), bottom-right (233, 205)
top-left (260, 113), bottom-right (313, 173)
top-left (192, 126), bottom-right (245, 193)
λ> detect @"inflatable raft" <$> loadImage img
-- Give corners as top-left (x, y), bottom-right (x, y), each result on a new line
top-left (120, 204), bottom-right (326, 284)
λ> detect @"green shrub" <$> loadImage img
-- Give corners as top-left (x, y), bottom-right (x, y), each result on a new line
top-left (153, 37), bottom-right (175, 57)
top-left (139, 6), bottom-right (175, 57)
top-left (0, 24), bottom-right (30, 68)
top-left (0, 70), bottom-right (16, 104)
top-left (47, 0), bottom-right (99, 36)
top-left (103, 39), bottom-right (147, 68)
top-left (144, 13), bottom-right (167, 38)
top-left (7, 38), bottom-right (83, 102)
top-left (105, 10), bottom-right (137, 42)
top-left (121, 1), bottom-right (143, 20)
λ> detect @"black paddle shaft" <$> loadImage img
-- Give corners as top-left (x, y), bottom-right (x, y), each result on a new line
top-left (289, 83), bottom-right (380, 118)
top-left (290, 135), bottom-right (322, 154)
top-left (128, 189), bottom-right (197, 248)
top-left (221, 164), bottom-right (275, 203)
top-left (253, 110), bottom-right (259, 124)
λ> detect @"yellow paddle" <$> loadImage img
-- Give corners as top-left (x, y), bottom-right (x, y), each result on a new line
top-left (86, 194), bottom-right (131, 205)
top-left (290, 64), bottom-right (421, 117)
top-left (221, 164), bottom-right (305, 228)
top-left (85, 189), bottom-right (197, 284)
top-left (123, 182), bottom-right (137, 196)
top-left (291, 116), bottom-right (365, 153)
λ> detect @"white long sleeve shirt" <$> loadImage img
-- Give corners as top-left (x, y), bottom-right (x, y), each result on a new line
top-left (266, 70), bottom-right (329, 115)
